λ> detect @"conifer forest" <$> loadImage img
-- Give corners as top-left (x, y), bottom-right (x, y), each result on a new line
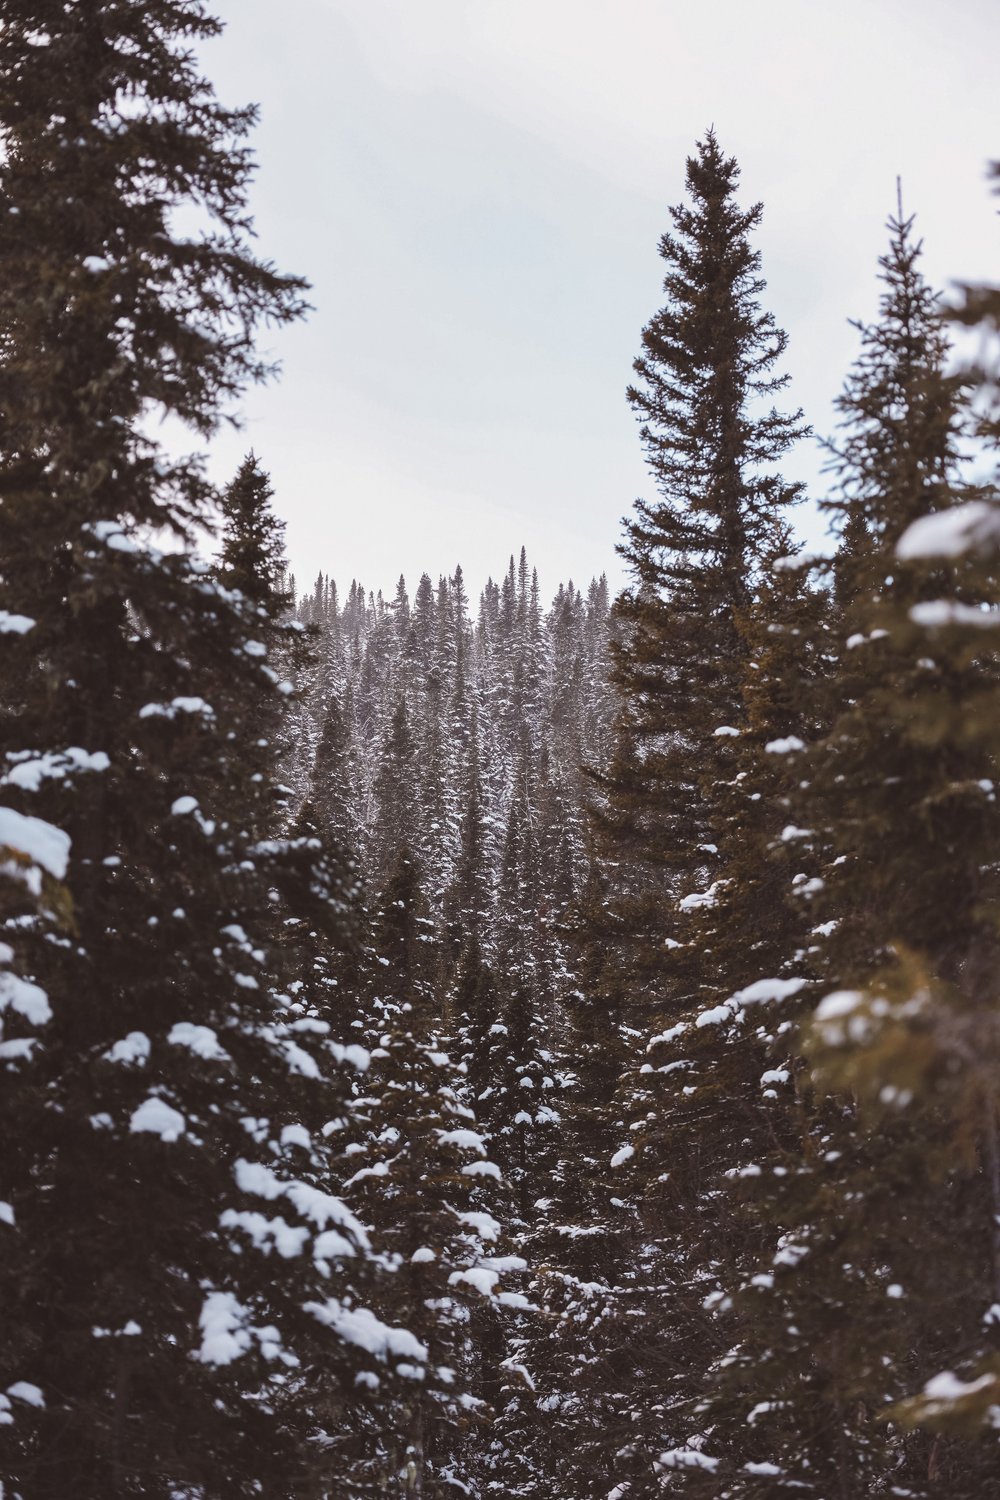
top-left (3, 3), bottom-right (1000, 1497)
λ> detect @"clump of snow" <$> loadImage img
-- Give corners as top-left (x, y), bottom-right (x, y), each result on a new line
top-left (305, 1298), bottom-right (428, 1365)
top-left (0, 806), bottom-right (71, 881)
top-left (436, 1128), bottom-right (486, 1154)
top-left (461, 1160), bottom-right (502, 1180)
top-left (130, 1096), bottom-right (186, 1142)
top-left (656, 1448), bottom-right (719, 1473)
top-left (104, 1031), bottom-right (151, 1066)
top-left (713, 725), bottom-right (740, 737)
top-left (697, 1003), bottom-right (734, 1028)
top-left (219, 1209), bottom-right (310, 1259)
top-left (197, 1290), bottom-right (252, 1366)
top-left (449, 1266), bottom-right (499, 1297)
top-left (411, 1247), bottom-right (436, 1263)
top-left (139, 698), bottom-right (215, 721)
top-left (815, 990), bottom-right (863, 1021)
top-left (0, 611), bottom-right (36, 634)
top-left (680, 881), bottom-right (723, 912)
top-left (168, 1022), bottom-right (228, 1061)
top-left (897, 501), bottom-right (1000, 560)
top-left (455, 1209), bottom-right (501, 1241)
top-left (610, 1144), bottom-right (635, 1168)
top-left (732, 977), bottom-right (807, 1006)
top-left (765, 736), bottom-right (805, 755)
top-left (170, 796), bottom-right (199, 817)
top-left (6, 1381), bottom-right (44, 1408)
top-left (910, 600), bottom-right (1000, 629)
top-left (921, 1370), bottom-right (997, 1403)
top-left (5, 748), bottom-right (109, 793)
top-left (0, 972), bottom-right (52, 1027)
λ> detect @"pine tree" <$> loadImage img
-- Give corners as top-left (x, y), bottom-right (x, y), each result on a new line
top-left (0, 6), bottom-right (397, 1493)
top-left (708, 209), bottom-right (1000, 1498)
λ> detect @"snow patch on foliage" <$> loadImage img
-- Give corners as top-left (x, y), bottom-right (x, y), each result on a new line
top-left (305, 1298), bottom-right (427, 1366)
top-left (130, 1096), bottom-right (186, 1141)
top-left (4, 748), bottom-right (109, 793)
top-left (0, 807), bottom-right (70, 882)
top-left (910, 600), bottom-right (1000, 629)
top-left (0, 610), bottom-right (35, 634)
top-left (105, 1031), bottom-right (151, 1066)
top-left (0, 972), bottom-right (52, 1027)
top-left (169, 1022), bottom-right (228, 1061)
top-left (897, 501), bottom-right (1000, 559)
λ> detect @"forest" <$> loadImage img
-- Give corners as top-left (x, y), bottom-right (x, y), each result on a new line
top-left (1, 2), bottom-right (999, 1497)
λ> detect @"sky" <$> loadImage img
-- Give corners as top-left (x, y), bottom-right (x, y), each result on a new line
top-left (201, 0), bottom-right (999, 605)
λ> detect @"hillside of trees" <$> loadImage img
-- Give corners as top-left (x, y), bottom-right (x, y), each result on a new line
top-left (1, 3), bottom-right (999, 1497)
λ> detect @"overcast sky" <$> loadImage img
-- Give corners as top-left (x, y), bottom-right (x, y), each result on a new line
top-left (203, 0), bottom-right (998, 605)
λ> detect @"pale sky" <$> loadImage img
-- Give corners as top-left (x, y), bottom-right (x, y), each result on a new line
top-left (202, 0), bottom-right (999, 605)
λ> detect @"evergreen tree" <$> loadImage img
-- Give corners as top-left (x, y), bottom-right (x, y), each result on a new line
top-left (0, 6), bottom-right (395, 1494)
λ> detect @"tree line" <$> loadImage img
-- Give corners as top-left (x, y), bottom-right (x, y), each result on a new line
top-left (1, 2), bottom-right (998, 1496)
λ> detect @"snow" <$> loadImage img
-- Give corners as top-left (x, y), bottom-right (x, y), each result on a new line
top-left (170, 796), bottom-right (199, 816)
top-left (910, 600), bottom-right (1000, 629)
top-left (313, 1229), bottom-right (357, 1260)
top-left (764, 736), bottom-right (805, 754)
top-left (451, 1266), bottom-right (500, 1296)
top-left (86, 520), bottom-right (141, 554)
top-left (815, 990), bottom-right (863, 1020)
top-left (280, 1123), bottom-right (311, 1150)
top-left (168, 1022), bottom-right (228, 1061)
top-left (461, 1160), bottom-right (502, 1179)
top-left (0, 972), bottom-right (52, 1027)
top-left (411, 1247), bottom-right (436, 1263)
top-left (0, 806), bottom-right (71, 879)
top-left (139, 698), bottom-right (215, 721)
top-left (437, 1128), bottom-right (487, 1154)
top-left (0, 1201), bottom-right (14, 1226)
top-left (731, 977), bottom-right (807, 1006)
top-left (197, 1290), bottom-right (252, 1366)
top-left (305, 1298), bottom-right (427, 1364)
top-left (105, 1031), bottom-right (151, 1065)
top-left (219, 1209), bottom-right (310, 1258)
top-left (129, 1096), bottom-right (186, 1142)
top-left (455, 1209), bottom-right (502, 1241)
top-left (610, 1144), bottom-right (635, 1168)
top-left (234, 1159), bottom-right (369, 1250)
top-left (656, 1448), bottom-right (719, 1472)
top-left (4, 748), bottom-right (110, 793)
top-left (6, 1382), bottom-right (44, 1408)
top-left (780, 824), bottom-right (812, 841)
top-left (0, 610), bottom-right (35, 634)
top-left (713, 725), bottom-right (740, 737)
top-left (745, 1461), bottom-right (782, 1475)
top-left (696, 1003), bottom-right (733, 1028)
top-left (897, 501), bottom-right (1000, 559)
top-left (921, 1370), bottom-right (996, 1402)
top-left (0, 1038), bottom-right (36, 1060)
top-left (648, 1022), bottom-right (687, 1049)
top-left (679, 881), bottom-right (723, 911)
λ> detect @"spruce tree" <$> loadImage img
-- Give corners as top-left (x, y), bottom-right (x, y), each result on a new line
top-left (0, 6), bottom-right (394, 1494)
